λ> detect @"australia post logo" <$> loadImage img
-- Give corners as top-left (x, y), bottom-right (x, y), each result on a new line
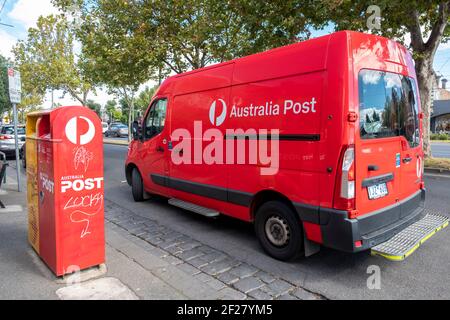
top-left (65, 116), bottom-right (95, 145)
top-left (209, 99), bottom-right (227, 126)
top-left (208, 97), bottom-right (318, 127)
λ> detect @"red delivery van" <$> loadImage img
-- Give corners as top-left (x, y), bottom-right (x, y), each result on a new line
top-left (125, 31), bottom-right (446, 261)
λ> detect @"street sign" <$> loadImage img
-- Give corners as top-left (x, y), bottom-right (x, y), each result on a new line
top-left (8, 68), bottom-right (21, 104)
top-left (7, 68), bottom-right (22, 192)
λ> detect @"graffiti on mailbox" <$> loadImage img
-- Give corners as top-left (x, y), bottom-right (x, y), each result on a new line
top-left (61, 176), bottom-right (104, 238)
top-left (73, 146), bottom-right (94, 172)
top-left (64, 192), bottom-right (104, 238)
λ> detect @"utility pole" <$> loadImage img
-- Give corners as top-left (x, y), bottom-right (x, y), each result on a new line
top-left (7, 68), bottom-right (22, 192)
top-left (12, 103), bottom-right (20, 191)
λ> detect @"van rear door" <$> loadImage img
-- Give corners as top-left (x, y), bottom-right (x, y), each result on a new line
top-left (355, 70), bottom-right (421, 216)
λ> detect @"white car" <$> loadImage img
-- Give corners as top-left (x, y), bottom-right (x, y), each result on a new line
top-left (0, 125), bottom-right (26, 157)
top-left (102, 122), bottom-right (109, 134)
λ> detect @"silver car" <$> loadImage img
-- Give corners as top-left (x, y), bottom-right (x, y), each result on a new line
top-left (105, 123), bottom-right (129, 137)
top-left (0, 125), bottom-right (26, 157)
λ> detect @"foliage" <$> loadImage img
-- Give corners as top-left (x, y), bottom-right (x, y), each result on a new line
top-left (86, 99), bottom-right (101, 116)
top-left (13, 14), bottom-right (94, 106)
top-left (0, 54), bottom-right (12, 116)
top-left (425, 157), bottom-right (450, 170)
top-left (53, 0), bottom-right (311, 75)
top-left (134, 86), bottom-right (158, 115)
top-left (307, 0), bottom-right (450, 157)
top-left (431, 133), bottom-right (450, 140)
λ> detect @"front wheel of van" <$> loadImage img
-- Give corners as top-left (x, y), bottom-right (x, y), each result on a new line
top-left (131, 168), bottom-right (144, 202)
top-left (255, 201), bottom-right (304, 261)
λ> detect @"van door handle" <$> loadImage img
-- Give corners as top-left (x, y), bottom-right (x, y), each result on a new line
top-left (368, 165), bottom-right (379, 171)
top-left (403, 157), bottom-right (412, 163)
top-left (156, 146), bottom-right (164, 152)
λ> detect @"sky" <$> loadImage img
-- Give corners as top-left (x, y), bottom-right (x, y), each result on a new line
top-left (0, 0), bottom-right (449, 109)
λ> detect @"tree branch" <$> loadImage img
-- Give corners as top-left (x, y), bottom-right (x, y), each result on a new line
top-left (179, 42), bottom-right (197, 68)
top-left (424, 2), bottom-right (450, 56)
top-left (407, 9), bottom-right (425, 52)
top-left (65, 86), bottom-right (84, 105)
top-left (162, 58), bottom-right (182, 74)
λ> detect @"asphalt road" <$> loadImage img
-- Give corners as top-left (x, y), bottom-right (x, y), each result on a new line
top-left (104, 144), bottom-right (450, 300)
top-left (431, 142), bottom-right (450, 158)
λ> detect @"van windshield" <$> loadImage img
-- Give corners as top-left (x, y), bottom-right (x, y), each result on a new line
top-left (358, 70), bottom-right (420, 147)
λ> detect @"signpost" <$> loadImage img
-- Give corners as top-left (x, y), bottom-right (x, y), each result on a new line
top-left (7, 68), bottom-right (21, 192)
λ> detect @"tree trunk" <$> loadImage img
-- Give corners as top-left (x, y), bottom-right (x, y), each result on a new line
top-left (407, 2), bottom-right (450, 158)
top-left (415, 56), bottom-right (434, 157)
top-left (128, 96), bottom-right (135, 142)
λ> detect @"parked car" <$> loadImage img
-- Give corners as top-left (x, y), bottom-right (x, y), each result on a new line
top-left (0, 124), bottom-right (26, 158)
top-left (125, 31), bottom-right (436, 261)
top-left (20, 143), bottom-right (26, 168)
top-left (105, 123), bottom-right (128, 137)
top-left (101, 122), bottom-right (109, 134)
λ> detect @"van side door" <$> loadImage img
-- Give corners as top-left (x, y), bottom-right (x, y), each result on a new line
top-left (139, 98), bottom-right (170, 195)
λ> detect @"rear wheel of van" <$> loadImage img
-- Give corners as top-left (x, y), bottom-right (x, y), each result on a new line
top-left (255, 201), bottom-right (304, 261)
top-left (131, 168), bottom-right (144, 202)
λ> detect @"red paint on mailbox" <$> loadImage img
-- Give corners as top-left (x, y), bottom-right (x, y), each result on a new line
top-left (28, 106), bottom-right (104, 276)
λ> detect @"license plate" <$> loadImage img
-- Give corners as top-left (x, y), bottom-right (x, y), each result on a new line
top-left (367, 183), bottom-right (388, 200)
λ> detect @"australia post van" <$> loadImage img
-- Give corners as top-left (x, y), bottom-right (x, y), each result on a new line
top-left (125, 31), bottom-right (448, 261)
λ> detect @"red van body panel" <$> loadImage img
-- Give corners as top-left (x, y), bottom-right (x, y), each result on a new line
top-left (126, 31), bottom-right (425, 254)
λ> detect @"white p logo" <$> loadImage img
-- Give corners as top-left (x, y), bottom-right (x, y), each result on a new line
top-left (65, 116), bottom-right (95, 145)
top-left (416, 156), bottom-right (423, 178)
top-left (209, 99), bottom-right (227, 127)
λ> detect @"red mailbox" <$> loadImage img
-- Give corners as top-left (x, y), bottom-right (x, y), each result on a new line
top-left (27, 106), bottom-right (104, 276)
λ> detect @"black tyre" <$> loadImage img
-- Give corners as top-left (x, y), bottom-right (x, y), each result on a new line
top-left (105, 132), bottom-right (109, 137)
top-left (131, 168), bottom-right (144, 202)
top-left (255, 201), bottom-right (304, 261)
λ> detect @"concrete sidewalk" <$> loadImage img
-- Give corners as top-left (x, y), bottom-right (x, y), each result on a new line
top-left (103, 138), bottom-right (129, 146)
top-left (0, 167), bottom-right (234, 300)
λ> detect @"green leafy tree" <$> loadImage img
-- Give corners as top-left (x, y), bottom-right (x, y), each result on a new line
top-left (104, 99), bottom-right (118, 122)
top-left (53, 0), bottom-right (311, 74)
top-left (0, 54), bottom-right (12, 116)
top-left (86, 99), bottom-right (101, 116)
top-left (308, 0), bottom-right (450, 156)
top-left (63, 1), bottom-right (156, 140)
top-left (1, 54), bottom-right (43, 122)
top-left (53, 0), bottom-right (312, 139)
top-left (134, 86), bottom-right (158, 115)
top-left (13, 14), bottom-right (94, 107)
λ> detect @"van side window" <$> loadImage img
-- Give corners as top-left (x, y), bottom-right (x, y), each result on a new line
top-left (358, 70), bottom-right (420, 147)
top-left (144, 99), bottom-right (167, 139)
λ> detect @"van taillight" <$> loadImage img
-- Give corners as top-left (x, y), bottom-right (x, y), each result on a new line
top-left (334, 145), bottom-right (355, 211)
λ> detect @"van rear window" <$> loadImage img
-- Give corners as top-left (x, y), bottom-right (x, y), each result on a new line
top-left (358, 70), bottom-right (420, 147)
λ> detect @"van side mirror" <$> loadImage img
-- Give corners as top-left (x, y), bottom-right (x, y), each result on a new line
top-left (132, 121), bottom-right (141, 140)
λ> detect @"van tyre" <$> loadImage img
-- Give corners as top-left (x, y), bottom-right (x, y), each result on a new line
top-left (255, 201), bottom-right (304, 261)
top-left (131, 168), bottom-right (144, 202)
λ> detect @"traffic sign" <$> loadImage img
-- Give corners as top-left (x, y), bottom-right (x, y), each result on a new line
top-left (8, 68), bottom-right (21, 104)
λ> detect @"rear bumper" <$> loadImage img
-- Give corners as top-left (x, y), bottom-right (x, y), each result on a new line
top-left (319, 189), bottom-right (426, 253)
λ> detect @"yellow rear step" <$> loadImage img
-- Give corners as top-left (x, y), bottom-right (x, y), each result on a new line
top-left (371, 213), bottom-right (449, 261)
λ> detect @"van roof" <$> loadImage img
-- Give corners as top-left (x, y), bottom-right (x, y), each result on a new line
top-left (156, 30), bottom-right (411, 96)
